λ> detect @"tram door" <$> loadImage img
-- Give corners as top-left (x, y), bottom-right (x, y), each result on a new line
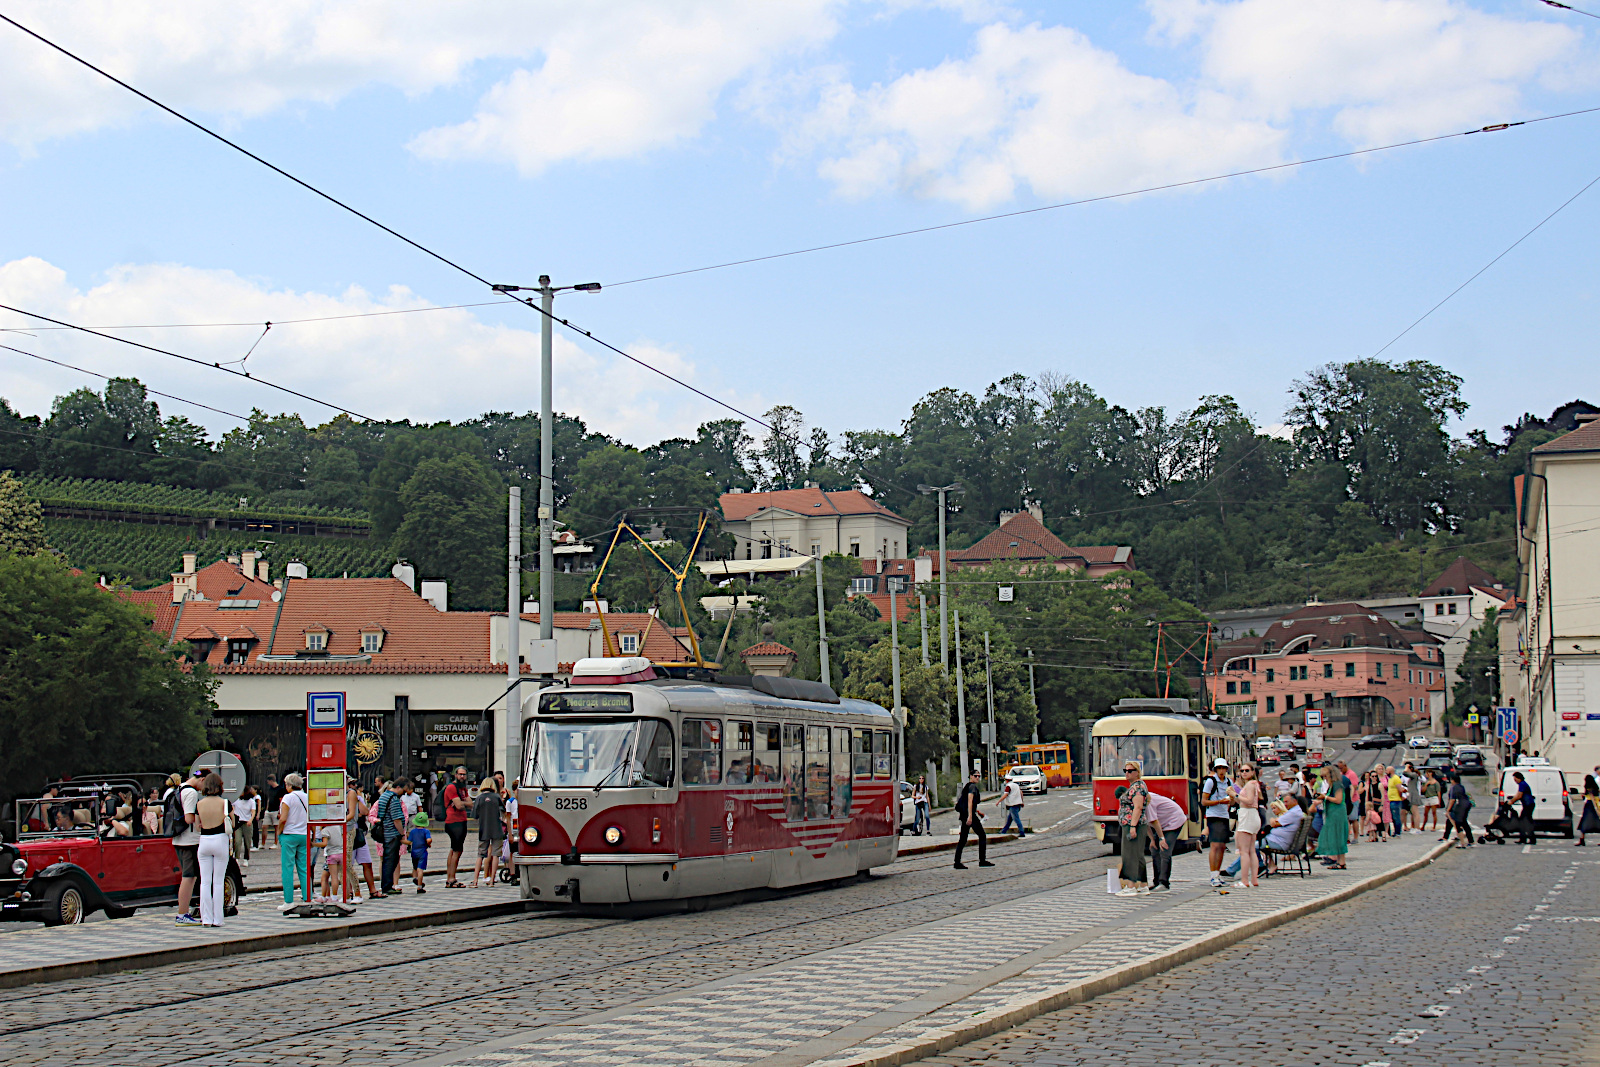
top-left (1186, 736), bottom-right (1202, 831)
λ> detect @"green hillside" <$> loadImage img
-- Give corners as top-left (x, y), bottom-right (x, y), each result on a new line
top-left (19, 474), bottom-right (370, 527)
top-left (45, 518), bottom-right (393, 586)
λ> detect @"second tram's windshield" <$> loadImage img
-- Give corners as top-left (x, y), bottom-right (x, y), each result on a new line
top-left (528, 718), bottom-right (674, 788)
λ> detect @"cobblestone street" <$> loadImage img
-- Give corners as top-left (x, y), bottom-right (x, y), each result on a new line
top-left (927, 839), bottom-right (1598, 1067)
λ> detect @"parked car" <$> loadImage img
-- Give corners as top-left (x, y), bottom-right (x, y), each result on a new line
top-left (4, 777), bottom-right (245, 925)
top-left (1421, 755), bottom-right (1456, 776)
top-left (898, 781), bottom-right (917, 832)
top-left (1408, 735), bottom-right (1431, 749)
top-left (1004, 765), bottom-right (1048, 796)
top-left (1454, 747), bottom-right (1487, 776)
top-left (1351, 733), bottom-right (1398, 750)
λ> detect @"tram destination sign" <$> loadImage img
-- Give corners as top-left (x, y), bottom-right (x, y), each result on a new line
top-left (539, 691), bottom-right (635, 714)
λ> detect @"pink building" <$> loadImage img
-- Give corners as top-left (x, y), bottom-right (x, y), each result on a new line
top-left (1210, 601), bottom-right (1447, 737)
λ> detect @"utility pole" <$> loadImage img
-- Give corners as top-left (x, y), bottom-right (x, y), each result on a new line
top-left (815, 553), bottom-right (831, 687)
top-left (1027, 648), bottom-right (1038, 744)
top-left (984, 631), bottom-right (996, 791)
top-left (918, 483), bottom-right (962, 671)
top-left (890, 582), bottom-right (903, 782)
top-left (919, 592), bottom-right (930, 667)
top-left (954, 610), bottom-right (968, 780)
top-left (537, 277), bottom-right (556, 682)
top-left (506, 486), bottom-right (521, 777)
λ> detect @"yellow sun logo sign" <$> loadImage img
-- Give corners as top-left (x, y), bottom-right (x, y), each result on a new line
top-left (353, 731), bottom-right (383, 765)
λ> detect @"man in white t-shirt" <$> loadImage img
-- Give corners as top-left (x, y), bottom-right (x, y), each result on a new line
top-left (172, 771), bottom-right (204, 925)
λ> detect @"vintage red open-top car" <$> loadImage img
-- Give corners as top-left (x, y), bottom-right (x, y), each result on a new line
top-left (2, 777), bottom-right (245, 925)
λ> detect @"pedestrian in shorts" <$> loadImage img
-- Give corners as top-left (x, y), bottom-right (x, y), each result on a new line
top-left (1200, 758), bottom-right (1232, 888)
top-left (443, 767), bottom-right (473, 889)
top-left (408, 813), bottom-right (432, 892)
top-left (473, 780), bottom-right (505, 886)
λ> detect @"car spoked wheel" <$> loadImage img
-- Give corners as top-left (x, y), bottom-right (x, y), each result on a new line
top-left (44, 882), bottom-right (86, 926)
top-left (224, 871), bottom-right (242, 916)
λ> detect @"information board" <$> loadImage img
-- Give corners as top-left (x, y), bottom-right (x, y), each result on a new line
top-left (307, 769), bottom-right (347, 822)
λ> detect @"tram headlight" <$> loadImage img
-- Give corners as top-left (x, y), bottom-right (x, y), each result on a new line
top-left (603, 825), bottom-right (624, 846)
top-left (522, 826), bottom-right (539, 845)
top-left (9, 857), bottom-right (25, 876)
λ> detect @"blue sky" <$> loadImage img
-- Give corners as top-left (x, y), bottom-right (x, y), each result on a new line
top-left (1, 0), bottom-right (1597, 450)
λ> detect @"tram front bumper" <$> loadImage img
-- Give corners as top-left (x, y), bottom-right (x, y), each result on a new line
top-left (516, 854), bottom-right (680, 904)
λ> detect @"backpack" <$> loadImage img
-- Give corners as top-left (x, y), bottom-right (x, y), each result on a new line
top-left (162, 785), bottom-right (195, 837)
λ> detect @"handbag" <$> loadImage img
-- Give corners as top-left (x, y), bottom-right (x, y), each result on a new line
top-left (1580, 798), bottom-right (1600, 835)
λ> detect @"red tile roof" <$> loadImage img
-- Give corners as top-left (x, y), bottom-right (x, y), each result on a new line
top-left (1532, 417), bottom-right (1600, 454)
top-left (1212, 601), bottom-right (1441, 667)
top-left (740, 641), bottom-right (797, 658)
top-left (950, 511), bottom-right (1076, 563)
top-left (1421, 556), bottom-right (1506, 599)
top-left (719, 488), bottom-right (907, 524)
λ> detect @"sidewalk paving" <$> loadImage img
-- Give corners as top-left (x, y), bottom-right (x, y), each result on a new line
top-left (427, 832), bottom-right (1446, 1067)
top-left (0, 880), bottom-right (523, 989)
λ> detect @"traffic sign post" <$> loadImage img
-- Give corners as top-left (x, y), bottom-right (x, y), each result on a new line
top-left (189, 749), bottom-right (246, 800)
top-left (295, 692), bottom-right (354, 916)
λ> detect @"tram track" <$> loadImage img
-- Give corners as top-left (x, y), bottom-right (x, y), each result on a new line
top-left (0, 829), bottom-right (1113, 1051)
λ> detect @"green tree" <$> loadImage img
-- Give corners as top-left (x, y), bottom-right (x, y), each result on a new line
top-left (839, 639), bottom-right (956, 770)
top-left (368, 425), bottom-right (491, 539)
top-left (756, 405), bottom-right (808, 490)
top-left (1450, 607), bottom-right (1499, 724)
top-left (307, 447), bottom-right (367, 510)
top-left (0, 397), bottom-right (41, 473)
top-left (40, 379), bottom-right (162, 482)
top-left (0, 470), bottom-right (46, 555)
top-left (390, 454), bottom-right (504, 609)
top-left (0, 552), bottom-right (213, 803)
top-left (565, 444), bottom-right (650, 535)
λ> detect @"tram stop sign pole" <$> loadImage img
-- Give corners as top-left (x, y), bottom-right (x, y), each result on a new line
top-left (294, 691), bottom-right (355, 917)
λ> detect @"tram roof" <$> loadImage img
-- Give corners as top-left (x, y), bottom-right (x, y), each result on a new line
top-left (1094, 709), bottom-right (1244, 734)
top-left (540, 678), bottom-right (894, 719)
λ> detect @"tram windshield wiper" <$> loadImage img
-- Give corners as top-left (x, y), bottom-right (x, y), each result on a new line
top-left (593, 754), bottom-right (633, 793)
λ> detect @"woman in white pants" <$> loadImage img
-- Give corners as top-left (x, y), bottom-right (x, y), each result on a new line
top-left (195, 772), bottom-right (231, 927)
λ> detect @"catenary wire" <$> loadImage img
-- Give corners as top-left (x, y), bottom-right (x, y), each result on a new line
top-left (0, 10), bottom-right (795, 441)
top-left (0, 302), bottom-right (380, 421)
top-left (0, 343), bottom-right (250, 421)
top-left (0, 299), bottom-right (523, 333)
top-left (603, 106), bottom-right (1600, 288)
top-left (1539, 0), bottom-right (1600, 19)
top-left (1371, 166), bottom-right (1600, 358)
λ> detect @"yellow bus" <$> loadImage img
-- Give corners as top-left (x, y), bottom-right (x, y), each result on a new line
top-left (1002, 742), bottom-right (1073, 788)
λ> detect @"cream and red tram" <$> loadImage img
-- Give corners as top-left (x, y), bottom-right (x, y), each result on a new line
top-left (516, 657), bottom-right (901, 905)
top-left (1090, 697), bottom-right (1248, 854)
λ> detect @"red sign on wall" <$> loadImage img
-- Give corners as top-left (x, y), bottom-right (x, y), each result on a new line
top-left (1562, 711), bottom-right (1581, 721)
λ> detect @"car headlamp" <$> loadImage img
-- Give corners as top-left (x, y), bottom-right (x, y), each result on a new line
top-left (10, 857), bottom-right (26, 876)
top-left (521, 826), bottom-right (539, 845)
top-left (603, 826), bottom-right (624, 846)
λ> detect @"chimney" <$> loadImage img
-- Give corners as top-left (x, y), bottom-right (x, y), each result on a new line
top-left (240, 550), bottom-right (258, 575)
top-left (257, 560), bottom-right (269, 583)
top-left (420, 580), bottom-right (449, 613)
top-left (182, 552), bottom-right (197, 575)
top-left (286, 560), bottom-right (309, 580)
top-left (1577, 412), bottom-right (1600, 425)
top-left (1027, 501), bottom-right (1043, 524)
top-left (171, 573), bottom-right (191, 604)
top-left (391, 561), bottom-right (415, 591)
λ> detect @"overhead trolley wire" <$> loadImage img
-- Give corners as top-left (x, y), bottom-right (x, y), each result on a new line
top-left (0, 10), bottom-right (795, 442)
top-left (0, 299), bottom-right (525, 334)
top-left (603, 106), bottom-right (1600, 288)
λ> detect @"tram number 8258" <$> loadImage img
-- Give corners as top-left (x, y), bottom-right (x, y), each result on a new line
top-left (553, 797), bottom-right (588, 811)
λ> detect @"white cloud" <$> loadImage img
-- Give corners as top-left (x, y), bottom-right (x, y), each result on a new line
top-left (798, 1), bottom-right (1585, 208)
top-left (408, 2), bottom-right (841, 175)
top-left (805, 21), bottom-right (1286, 209)
top-left (1150, 0), bottom-right (1583, 145)
top-left (0, 256), bottom-right (761, 445)
top-left (0, 0), bottom-right (839, 171)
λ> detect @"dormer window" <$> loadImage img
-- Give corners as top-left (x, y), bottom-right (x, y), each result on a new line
top-left (618, 633), bottom-right (639, 654)
top-left (363, 632), bottom-right (382, 653)
top-left (306, 632), bottom-right (325, 651)
top-left (850, 577), bottom-right (874, 594)
top-left (225, 639), bottom-right (253, 664)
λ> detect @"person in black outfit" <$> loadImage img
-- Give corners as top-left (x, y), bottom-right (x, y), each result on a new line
top-left (1512, 771), bottom-right (1537, 844)
top-left (954, 772), bottom-right (994, 870)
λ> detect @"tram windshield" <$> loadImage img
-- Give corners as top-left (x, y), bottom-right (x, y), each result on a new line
top-left (1093, 735), bottom-right (1180, 777)
top-left (528, 718), bottom-right (675, 789)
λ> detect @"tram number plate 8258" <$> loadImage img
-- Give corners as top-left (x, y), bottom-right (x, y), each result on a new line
top-left (554, 797), bottom-right (588, 811)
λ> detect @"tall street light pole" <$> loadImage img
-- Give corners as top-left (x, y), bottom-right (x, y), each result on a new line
top-left (917, 483), bottom-right (962, 672)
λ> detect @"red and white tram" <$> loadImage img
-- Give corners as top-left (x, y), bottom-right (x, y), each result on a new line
top-left (515, 657), bottom-right (901, 905)
top-left (1090, 697), bottom-right (1249, 854)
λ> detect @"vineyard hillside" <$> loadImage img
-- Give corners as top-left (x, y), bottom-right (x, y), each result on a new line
top-left (18, 474), bottom-right (370, 527)
top-left (45, 518), bottom-right (393, 586)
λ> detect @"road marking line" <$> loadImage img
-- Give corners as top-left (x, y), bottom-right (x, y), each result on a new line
top-left (1389, 1029), bottom-right (1427, 1045)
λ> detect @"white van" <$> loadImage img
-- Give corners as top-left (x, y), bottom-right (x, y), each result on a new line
top-left (1498, 761), bottom-right (1573, 837)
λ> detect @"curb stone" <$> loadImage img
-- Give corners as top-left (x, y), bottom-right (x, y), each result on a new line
top-left (826, 840), bottom-right (1452, 1067)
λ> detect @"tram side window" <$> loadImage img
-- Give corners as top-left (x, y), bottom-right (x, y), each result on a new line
top-left (726, 721), bottom-right (754, 784)
top-left (874, 731), bottom-right (891, 778)
top-left (805, 725), bottom-right (831, 819)
top-left (1187, 737), bottom-right (1199, 780)
top-left (783, 724), bottom-right (804, 820)
top-left (682, 719), bottom-right (722, 786)
top-left (833, 727), bottom-right (853, 818)
top-left (852, 728), bottom-right (872, 778)
top-left (755, 723), bottom-right (781, 784)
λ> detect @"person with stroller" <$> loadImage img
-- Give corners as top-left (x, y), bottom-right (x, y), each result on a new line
top-left (1578, 775), bottom-right (1600, 846)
